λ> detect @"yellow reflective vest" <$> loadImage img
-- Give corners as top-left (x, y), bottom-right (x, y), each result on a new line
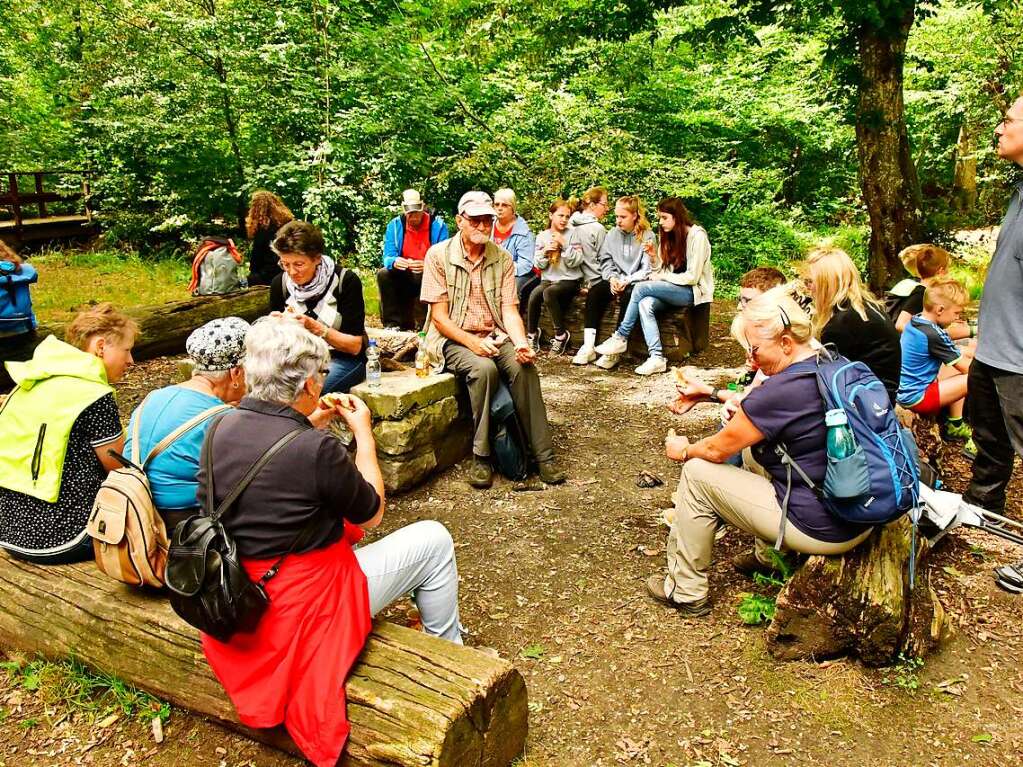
top-left (0, 336), bottom-right (114, 502)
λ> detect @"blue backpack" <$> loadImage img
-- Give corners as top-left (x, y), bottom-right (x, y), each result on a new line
top-left (775, 350), bottom-right (920, 549)
top-left (0, 261), bottom-right (38, 338)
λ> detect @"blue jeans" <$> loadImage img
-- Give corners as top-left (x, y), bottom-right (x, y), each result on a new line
top-left (617, 282), bottom-right (695, 358)
top-left (323, 353), bottom-right (366, 394)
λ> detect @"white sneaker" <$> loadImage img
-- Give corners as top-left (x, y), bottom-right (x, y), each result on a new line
top-left (635, 356), bottom-right (667, 376)
top-left (572, 345), bottom-right (597, 365)
top-left (595, 353), bottom-right (621, 370)
top-left (594, 334), bottom-right (628, 356)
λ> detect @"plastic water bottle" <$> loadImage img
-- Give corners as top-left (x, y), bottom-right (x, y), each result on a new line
top-left (415, 332), bottom-right (430, 378)
top-left (825, 409), bottom-right (856, 460)
top-left (366, 339), bottom-right (381, 387)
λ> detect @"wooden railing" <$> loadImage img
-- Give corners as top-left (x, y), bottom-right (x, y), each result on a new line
top-left (0, 170), bottom-right (93, 236)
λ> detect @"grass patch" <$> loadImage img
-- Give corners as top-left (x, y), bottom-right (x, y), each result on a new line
top-left (1, 654), bottom-right (170, 725)
top-left (30, 248), bottom-right (191, 324)
top-left (27, 247), bottom-right (382, 325)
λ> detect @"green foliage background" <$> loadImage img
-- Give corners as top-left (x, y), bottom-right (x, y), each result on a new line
top-left (1, 0), bottom-right (1020, 280)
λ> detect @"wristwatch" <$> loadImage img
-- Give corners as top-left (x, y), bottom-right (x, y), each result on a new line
top-left (710, 387), bottom-right (721, 402)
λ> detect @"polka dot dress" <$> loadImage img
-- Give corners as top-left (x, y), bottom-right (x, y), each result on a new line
top-left (0, 394), bottom-right (122, 556)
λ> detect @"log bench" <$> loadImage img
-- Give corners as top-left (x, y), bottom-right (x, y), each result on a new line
top-left (536, 290), bottom-right (710, 363)
top-left (764, 516), bottom-right (948, 666)
top-left (0, 555), bottom-right (527, 766)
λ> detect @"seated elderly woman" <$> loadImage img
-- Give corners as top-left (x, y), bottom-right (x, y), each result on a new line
top-left (0, 303), bottom-right (137, 564)
top-left (269, 219), bottom-right (368, 394)
top-left (646, 288), bottom-right (874, 616)
top-left (199, 315), bottom-right (461, 767)
top-left (123, 317), bottom-right (249, 532)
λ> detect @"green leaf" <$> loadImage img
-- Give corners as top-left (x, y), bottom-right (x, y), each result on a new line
top-left (737, 593), bottom-right (776, 625)
top-left (520, 643), bottom-right (545, 660)
top-left (971, 733), bottom-right (993, 744)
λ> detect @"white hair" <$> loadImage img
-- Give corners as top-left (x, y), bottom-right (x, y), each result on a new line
top-left (494, 188), bottom-right (517, 207)
top-left (743, 284), bottom-right (814, 344)
top-left (244, 316), bottom-right (330, 404)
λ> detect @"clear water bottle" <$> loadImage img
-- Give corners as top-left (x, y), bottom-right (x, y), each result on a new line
top-left (366, 339), bottom-right (381, 387)
top-left (825, 409), bottom-right (856, 460)
top-left (415, 332), bottom-right (430, 378)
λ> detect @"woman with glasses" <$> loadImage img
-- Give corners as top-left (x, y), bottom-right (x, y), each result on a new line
top-left (647, 287), bottom-right (874, 617)
top-left (492, 188), bottom-right (537, 308)
top-left (268, 220), bottom-right (368, 394)
top-left (803, 246), bottom-right (901, 406)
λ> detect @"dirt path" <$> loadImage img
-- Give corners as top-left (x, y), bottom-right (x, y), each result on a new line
top-left (3, 310), bottom-right (1023, 766)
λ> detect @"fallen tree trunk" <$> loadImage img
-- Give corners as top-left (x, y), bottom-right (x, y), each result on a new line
top-left (1, 287), bottom-right (271, 366)
top-left (0, 555), bottom-right (527, 766)
top-left (765, 516), bottom-right (948, 667)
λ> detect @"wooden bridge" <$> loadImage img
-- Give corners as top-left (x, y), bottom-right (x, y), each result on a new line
top-left (0, 170), bottom-right (97, 246)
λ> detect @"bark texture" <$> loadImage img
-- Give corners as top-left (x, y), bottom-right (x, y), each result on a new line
top-left (855, 4), bottom-right (923, 292)
top-left (1, 287), bottom-right (270, 368)
top-left (765, 516), bottom-right (947, 667)
top-left (0, 555), bottom-right (527, 767)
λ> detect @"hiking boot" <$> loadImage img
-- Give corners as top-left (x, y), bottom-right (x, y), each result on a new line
top-left (732, 550), bottom-right (785, 579)
top-left (468, 456), bottom-right (493, 489)
top-left (537, 460), bottom-right (567, 485)
top-left (962, 437), bottom-right (977, 461)
top-left (644, 576), bottom-right (711, 617)
top-left (595, 353), bottom-right (621, 370)
top-left (572, 345), bottom-right (597, 365)
top-left (595, 334), bottom-right (628, 356)
top-left (635, 355), bottom-right (667, 376)
top-left (550, 331), bottom-right (571, 356)
top-left (527, 329), bottom-right (543, 355)
top-left (943, 418), bottom-right (972, 442)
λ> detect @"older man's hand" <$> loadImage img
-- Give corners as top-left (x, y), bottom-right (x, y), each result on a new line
top-left (468, 335), bottom-right (499, 358)
top-left (515, 343), bottom-right (536, 365)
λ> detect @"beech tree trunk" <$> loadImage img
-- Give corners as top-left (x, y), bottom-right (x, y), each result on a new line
top-left (765, 516), bottom-right (947, 666)
top-left (855, 5), bottom-right (923, 292)
top-left (952, 124), bottom-right (978, 213)
top-left (0, 556), bottom-right (528, 767)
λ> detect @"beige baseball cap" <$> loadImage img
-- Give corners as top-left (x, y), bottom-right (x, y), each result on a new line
top-left (457, 190), bottom-right (497, 217)
top-left (401, 189), bottom-right (425, 212)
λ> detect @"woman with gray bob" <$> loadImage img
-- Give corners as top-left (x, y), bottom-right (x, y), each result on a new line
top-left (199, 315), bottom-right (462, 766)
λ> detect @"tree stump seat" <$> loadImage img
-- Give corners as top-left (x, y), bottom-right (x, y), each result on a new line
top-left (536, 291), bottom-right (711, 363)
top-left (765, 516), bottom-right (948, 667)
top-left (0, 554), bottom-right (528, 766)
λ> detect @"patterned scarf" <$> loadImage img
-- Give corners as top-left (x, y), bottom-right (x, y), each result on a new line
top-left (284, 254), bottom-right (336, 304)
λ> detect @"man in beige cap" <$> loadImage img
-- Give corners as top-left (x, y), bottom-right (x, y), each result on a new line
top-left (377, 189), bottom-right (449, 330)
top-left (420, 191), bottom-right (566, 489)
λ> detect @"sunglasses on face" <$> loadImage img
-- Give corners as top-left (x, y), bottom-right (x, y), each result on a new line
top-left (464, 215), bottom-right (494, 229)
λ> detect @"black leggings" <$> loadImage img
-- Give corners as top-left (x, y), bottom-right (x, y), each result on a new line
top-left (527, 279), bottom-right (581, 334)
top-left (583, 280), bottom-right (633, 330)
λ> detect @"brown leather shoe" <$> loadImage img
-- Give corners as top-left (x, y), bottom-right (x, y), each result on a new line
top-left (537, 460), bottom-right (567, 485)
top-left (644, 576), bottom-right (711, 617)
top-left (732, 549), bottom-right (792, 579)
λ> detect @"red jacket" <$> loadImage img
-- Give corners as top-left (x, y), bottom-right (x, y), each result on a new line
top-left (202, 523), bottom-right (371, 767)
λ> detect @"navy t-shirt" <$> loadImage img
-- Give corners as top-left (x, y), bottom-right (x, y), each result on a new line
top-left (741, 357), bottom-right (871, 543)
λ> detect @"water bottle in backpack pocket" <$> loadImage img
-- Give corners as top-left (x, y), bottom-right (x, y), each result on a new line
top-left (822, 408), bottom-right (871, 501)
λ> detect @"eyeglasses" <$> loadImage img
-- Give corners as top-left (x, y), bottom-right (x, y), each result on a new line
top-left (464, 215), bottom-right (494, 229)
top-left (278, 259), bottom-right (313, 273)
top-left (738, 296), bottom-right (752, 307)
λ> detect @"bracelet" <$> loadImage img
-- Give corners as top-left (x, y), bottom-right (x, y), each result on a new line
top-left (318, 323), bottom-right (330, 338)
top-left (710, 387), bottom-right (721, 402)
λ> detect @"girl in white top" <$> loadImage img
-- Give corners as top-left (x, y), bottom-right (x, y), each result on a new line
top-left (594, 197), bottom-right (714, 375)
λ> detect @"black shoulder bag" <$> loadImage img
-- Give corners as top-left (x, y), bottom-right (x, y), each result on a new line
top-left (165, 417), bottom-right (311, 643)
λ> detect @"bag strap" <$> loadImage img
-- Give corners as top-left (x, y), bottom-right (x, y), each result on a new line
top-left (129, 394), bottom-right (149, 466)
top-left (773, 443), bottom-right (823, 550)
top-left (203, 417), bottom-right (306, 523)
top-left (142, 403), bottom-right (231, 468)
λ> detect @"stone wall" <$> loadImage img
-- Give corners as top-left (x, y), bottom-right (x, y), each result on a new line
top-left (351, 370), bottom-right (472, 493)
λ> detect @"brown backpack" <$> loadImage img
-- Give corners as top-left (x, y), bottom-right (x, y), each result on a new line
top-left (88, 396), bottom-right (230, 587)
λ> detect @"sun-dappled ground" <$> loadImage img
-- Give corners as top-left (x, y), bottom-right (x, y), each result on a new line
top-left (3, 302), bottom-right (1022, 767)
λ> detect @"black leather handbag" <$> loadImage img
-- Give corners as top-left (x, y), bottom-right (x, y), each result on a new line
top-left (165, 418), bottom-right (305, 643)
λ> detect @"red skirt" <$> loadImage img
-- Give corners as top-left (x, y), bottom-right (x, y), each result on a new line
top-left (201, 523), bottom-right (371, 767)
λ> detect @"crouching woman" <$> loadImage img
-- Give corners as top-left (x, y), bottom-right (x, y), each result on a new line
top-left (198, 316), bottom-right (461, 767)
top-left (646, 288), bottom-right (873, 616)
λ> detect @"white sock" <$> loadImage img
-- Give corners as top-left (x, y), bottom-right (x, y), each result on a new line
top-left (584, 328), bottom-right (596, 347)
